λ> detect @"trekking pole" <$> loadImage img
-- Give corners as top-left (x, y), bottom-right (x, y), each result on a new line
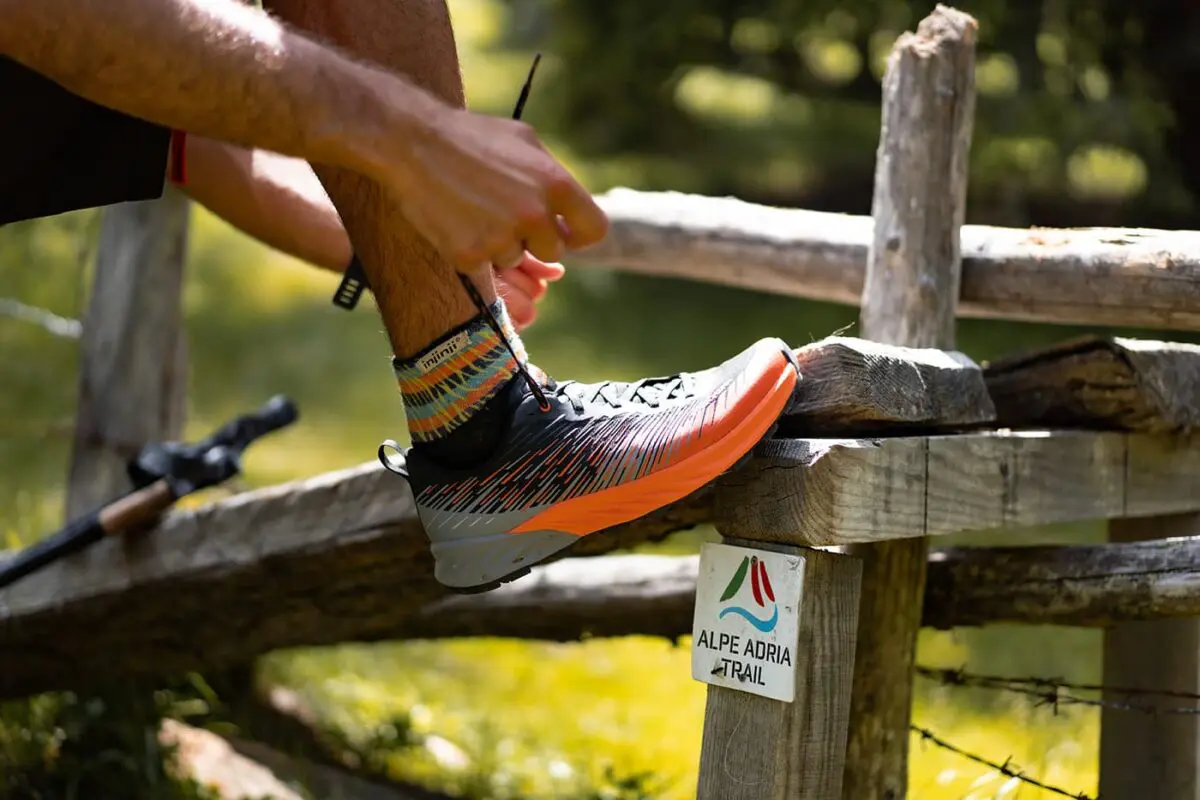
top-left (0, 394), bottom-right (299, 590)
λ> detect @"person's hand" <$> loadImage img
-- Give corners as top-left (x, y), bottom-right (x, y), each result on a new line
top-left (387, 105), bottom-right (608, 273)
top-left (494, 253), bottom-right (565, 331)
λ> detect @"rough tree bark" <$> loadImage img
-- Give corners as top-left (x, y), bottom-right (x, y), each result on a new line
top-left (843, 7), bottom-right (977, 799)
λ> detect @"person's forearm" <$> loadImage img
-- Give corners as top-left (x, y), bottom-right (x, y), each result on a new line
top-left (181, 136), bottom-right (351, 272)
top-left (0, 0), bottom-right (440, 180)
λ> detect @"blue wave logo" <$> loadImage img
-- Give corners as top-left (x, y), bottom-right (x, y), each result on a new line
top-left (719, 604), bottom-right (779, 632)
top-left (717, 554), bottom-right (779, 633)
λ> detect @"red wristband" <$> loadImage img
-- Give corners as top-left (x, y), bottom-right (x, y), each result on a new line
top-left (168, 130), bottom-right (188, 186)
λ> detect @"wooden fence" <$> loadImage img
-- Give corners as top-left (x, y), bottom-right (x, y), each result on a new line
top-left (4, 4), bottom-right (1200, 798)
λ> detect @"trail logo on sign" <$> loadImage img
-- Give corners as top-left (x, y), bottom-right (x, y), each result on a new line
top-left (691, 542), bottom-right (804, 703)
top-left (718, 554), bottom-right (778, 633)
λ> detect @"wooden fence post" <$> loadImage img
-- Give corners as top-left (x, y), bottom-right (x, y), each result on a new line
top-left (695, 539), bottom-right (862, 799)
top-left (843, 6), bottom-right (977, 799)
top-left (67, 190), bottom-right (190, 514)
top-left (61, 189), bottom-right (190, 788)
top-left (1100, 511), bottom-right (1200, 799)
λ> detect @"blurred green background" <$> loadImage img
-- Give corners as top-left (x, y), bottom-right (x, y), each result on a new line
top-left (5, 0), bottom-right (1200, 797)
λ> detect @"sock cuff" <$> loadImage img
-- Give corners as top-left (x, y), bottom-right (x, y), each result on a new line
top-left (393, 299), bottom-right (526, 443)
top-left (393, 300), bottom-right (525, 376)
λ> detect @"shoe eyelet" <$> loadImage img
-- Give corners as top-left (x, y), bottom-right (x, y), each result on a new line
top-left (537, 399), bottom-right (552, 413)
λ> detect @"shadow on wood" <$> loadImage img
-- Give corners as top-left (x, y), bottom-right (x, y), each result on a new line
top-left (985, 336), bottom-right (1200, 434)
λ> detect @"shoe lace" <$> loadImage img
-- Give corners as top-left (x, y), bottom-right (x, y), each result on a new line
top-left (458, 274), bottom-right (695, 416)
top-left (454, 53), bottom-right (556, 413)
top-left (458, 275), bottom-right (553, 412)
top-left (552, 373), bottom-right (694, 415)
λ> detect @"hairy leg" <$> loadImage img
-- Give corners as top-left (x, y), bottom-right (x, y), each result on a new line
top-left (263, 0), bottom-right (494, 358)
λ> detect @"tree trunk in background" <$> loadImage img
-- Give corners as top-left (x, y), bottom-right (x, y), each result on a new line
top-left (67, 192), bottom-right (190, 516)
top-left (59, 190), bottom-right (191, 796)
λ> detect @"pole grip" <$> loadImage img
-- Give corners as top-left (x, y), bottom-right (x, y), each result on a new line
top-left (195, 394), bottom-right (299, 455)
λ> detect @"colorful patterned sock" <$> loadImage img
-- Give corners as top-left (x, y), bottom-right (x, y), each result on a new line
top-left (393, 299), bottom-right (528, 444)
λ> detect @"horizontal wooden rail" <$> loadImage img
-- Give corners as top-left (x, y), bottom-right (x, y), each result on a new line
top-left (574, 189), bottom-right (1200, 332)
top-left (0, 461), bottom-right (710, 699)
top-left (400, 533), bottom-right (1200, 640)
top-left (715, 431), bottom-right (1200, 544)
top-left (3, 428), bottom-right (1196, 698)
top-left (925, 531), bottom-right (1200, 628)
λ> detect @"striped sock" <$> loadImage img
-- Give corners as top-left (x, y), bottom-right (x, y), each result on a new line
top-left (394, 300), bottom-right (528, 444)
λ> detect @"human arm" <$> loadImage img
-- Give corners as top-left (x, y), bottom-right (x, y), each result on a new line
top-left (0, 0), bottom-right (607, 269)
top-left (181, 135), bottom-right (352, 272)
top-left (0, 0), bottom-right (411, 171)
top-left (179, 136), bottom-right (564, 328)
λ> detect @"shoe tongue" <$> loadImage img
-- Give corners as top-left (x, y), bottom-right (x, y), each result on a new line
top-left (503, 364), bottom-right (554, 410)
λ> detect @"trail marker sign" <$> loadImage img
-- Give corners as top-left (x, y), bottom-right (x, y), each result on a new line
top-left (691, 542), bottom-right (805, 702)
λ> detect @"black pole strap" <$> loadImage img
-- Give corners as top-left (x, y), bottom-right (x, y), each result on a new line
top-left (332, 254), bottom-right (369, 310)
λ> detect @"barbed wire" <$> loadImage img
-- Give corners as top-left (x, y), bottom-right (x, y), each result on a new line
top-left (917, 665), bottom-right (1200, 716)
top-left (911, 725), bottom-right (1095, 800)
top-left (911, 663), bottom-right (1200, 799)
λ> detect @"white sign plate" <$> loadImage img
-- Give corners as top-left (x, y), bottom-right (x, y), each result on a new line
top-left (691, 542), bottom-right (805, 703)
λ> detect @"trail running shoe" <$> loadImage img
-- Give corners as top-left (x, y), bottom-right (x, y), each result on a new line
top-left (380, 337), bottom-right (801, 592)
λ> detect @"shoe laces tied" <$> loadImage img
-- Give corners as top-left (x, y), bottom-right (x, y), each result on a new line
top-left (553, 373), bottom-right (694, 415)
top-left (458, 275), bottom-right (552, 412)
top-left (453, 53), bottom-right (555, 414)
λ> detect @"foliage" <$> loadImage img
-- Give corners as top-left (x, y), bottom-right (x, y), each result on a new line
top-left (0, 689), bottom-right (219, 800)
top-left (529, 0), bottom-right (1200, 228)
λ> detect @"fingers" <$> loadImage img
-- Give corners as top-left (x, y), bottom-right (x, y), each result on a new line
top-left (547, 174), bottom-right (608, 249)
top-left (493, 253), bottom-right (563, 331)
top-left (515, 253), bottom-right (565, 282)
top-left (497, 260), bottom-right (547, 303)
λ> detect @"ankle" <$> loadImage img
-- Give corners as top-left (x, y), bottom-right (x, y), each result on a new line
top-left (394, 299), bottom-right (527, 463)
top-left (411, 374), bottom-right (523, 469)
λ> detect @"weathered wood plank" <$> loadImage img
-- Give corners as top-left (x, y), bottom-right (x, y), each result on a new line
top-left (715, 431), bottom-right (1198, 545)
top-left (845, 7), bottom-right (977, 797)
top-left (53, 190), bottom-right (193, 794)
top-left (67, 192), bottom-right (191, 514)
top-left (1119, 423), bottom-right (1200, 795)
top-left (4, 427), bottom-right (1198, 698)
top-left (12, 520), bottom-right (1200, 698)
top-left (926, 430), bottom-right (1126, 532)
top-left (781, 337), bottom-right (995, 436)
top-left (413, 536), bottom-right (1200, 637)
top-left (102, 532), bottom-right (1181, 646)
top-left (368, 536), bottom-right (1200, 641)
top-left (1128, 434), bottom-right (1200, 517)
top-left (1101, 513), bottom-right (1200, 800)
top-left (0, 462), bottom-right (711, 699)
top-left (403, 554), bottom-right (698, 641)
top-left (575, 194), bottom-right (1200, 333)
top-left (985, 336), bottom-right (1200, 433)
top-left (924, 535), bottom-right (1200, 628)
top-left (697, 543), bottom-right (862, 800)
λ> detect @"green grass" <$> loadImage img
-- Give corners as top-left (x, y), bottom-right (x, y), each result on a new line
top-left (257, 633), bottom-right (1099, 800)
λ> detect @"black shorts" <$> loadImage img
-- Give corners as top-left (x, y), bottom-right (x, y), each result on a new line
top-left (0, 57), bottom-right (174, 226)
